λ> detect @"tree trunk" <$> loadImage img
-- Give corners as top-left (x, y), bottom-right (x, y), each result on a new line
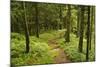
top-left (93, 6), bottom-right (95, 45)
top-left (35, 3), bottom-right (39, 38)
top-left (86, 6), bottom-right (91, 61)
top-left (77, 6), bottom-right (80, 37)
top-left (65, 4), bottom-right (71, 42)
top-left (23, 2), bottom-right (30, 53)
top-left (59, 5), bottom-right (62, 29)
top-left (78, 6), bottom-right (85, 52)
top-left (89, 6), bottom-right (93, 50)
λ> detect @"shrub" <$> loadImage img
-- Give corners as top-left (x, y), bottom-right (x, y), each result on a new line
top-left (11, 33), bottom-right (54, 66)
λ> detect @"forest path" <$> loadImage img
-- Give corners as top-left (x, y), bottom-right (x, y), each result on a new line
top-left (48, 30), bottom-right (71, 64)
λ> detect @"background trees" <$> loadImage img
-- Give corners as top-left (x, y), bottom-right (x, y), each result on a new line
top-left (11, 1), bottom-right (95, 64)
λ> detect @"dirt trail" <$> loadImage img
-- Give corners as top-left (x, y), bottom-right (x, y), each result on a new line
top-left (48, 33), bottom-right (71, 64)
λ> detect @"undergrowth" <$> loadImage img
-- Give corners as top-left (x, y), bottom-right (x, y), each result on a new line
top-left (11, 30), bottom-right (62, 66)
top-left (11, 30), bottom-right (95, 66)
top-left (58, 34), bottom-right (95, 62)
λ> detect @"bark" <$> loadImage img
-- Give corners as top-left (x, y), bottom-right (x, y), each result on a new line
top-left (65, 4), bottom-right (71, 42)
top-left (89, 6), bottom-right (93, 50)
top-left (23, 2), bottom-right (30, 53)
top-left (59, 5), bottom-right (62, 29)
top-left (77, 6), bottom-right (80, 37)
top-left (86, 6), bottom-right (91, 61)
top-left (35, 3), bottom-right (39, 38)
top-left (78, 6), bottom-right (85, 52)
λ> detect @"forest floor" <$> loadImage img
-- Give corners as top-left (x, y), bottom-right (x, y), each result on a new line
top-left (48, 30), bottom-right (71, 63)
top-left (11, 29), bottom-right (95, 66)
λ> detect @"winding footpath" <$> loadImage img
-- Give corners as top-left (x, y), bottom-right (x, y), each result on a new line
top-left (48, 30), bottom-right (71, 64)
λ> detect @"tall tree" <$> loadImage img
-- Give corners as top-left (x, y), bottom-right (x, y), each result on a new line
top-left (59, 5), bottom-right (62, 29)
top-left (78, 6), bottom-right (85, 52)
top-left (23, 2), bottom-right (30, 53)
top-left (65, 4), bottom-right (71, 42)
top-left (77, 5), bottom-right (80, 37)
top-left (86, 6), bottom-right (91, 61)
top-left (35, 3), bottom-right (39, 38)
top-left (93, 6), bottom-right (95, 44)
top-left (89, 6), bottom-right (94, 50)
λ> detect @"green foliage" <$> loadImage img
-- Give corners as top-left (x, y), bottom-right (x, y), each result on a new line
top-left (11, 30), bottom-right (66, 66)
top-left (11, 33), bottom-right (54, 66)
top-left (11, 1), bottom-right (95, 66)
top-left (11, 28), bottom-right (95, 66)
top-left (58, 33), bottom-right (95, 62)
top-left (11, 33), bottom-right (25, 40)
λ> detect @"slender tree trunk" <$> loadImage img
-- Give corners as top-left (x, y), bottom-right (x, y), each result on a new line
top-left (23, 2), bottom-right (30, 53)
top-left (65, 4), bottom-right (71, 42)
top-left (77, 6), bottom-right (80, 37)
top-left (35, 3), bottom-right (39, 38)
top-left (44, 13), bottom-right (48, 31)
top-left (93, 6), bottom-right (95, 45)
top-left (89, 6), bottom-right (93, 50)
top-left (59, 5), bottom-right (62, 29)
top-left (78, 6), bottom-right (85, 52)
top-left (86, 6), bottom-right (91, 61)
top-left (93, 6), bottom-right (95, 60)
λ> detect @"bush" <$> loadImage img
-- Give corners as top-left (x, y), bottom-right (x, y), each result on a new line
top-left (11, 33), bottom-right (25, 40)
top-left (30, 42), bottom-right (53, 64)
top-left (58, 33), bottom-right (95, 62)
top-left (11, 33), bottom-right (54, 66)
